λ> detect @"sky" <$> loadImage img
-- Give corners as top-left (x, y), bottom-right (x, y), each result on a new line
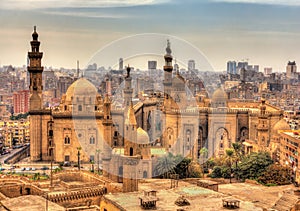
top-left (1, 0), bottom-right (300, 71)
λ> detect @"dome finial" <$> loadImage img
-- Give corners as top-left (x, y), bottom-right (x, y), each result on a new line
top-left (166, 39), bottom-right (172, 55)
top-left (32, 25), bottom-right (38, 41)
top-left (126, 65), bottom-right (131, 78)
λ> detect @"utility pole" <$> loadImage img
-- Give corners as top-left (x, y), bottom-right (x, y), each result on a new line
top-left (77, 147), bottom-right (81, 170)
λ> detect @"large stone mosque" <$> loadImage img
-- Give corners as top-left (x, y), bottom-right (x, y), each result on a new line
top-left (28, 28), bottom-right (286, 192)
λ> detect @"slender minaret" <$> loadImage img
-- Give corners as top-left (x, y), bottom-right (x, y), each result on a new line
top-left (257, 98), bottom-right (269, 150)
top-left (123, 101), bottom-right (139, 192)
top-left (163, 40), bottom-right (173, 104)
top-left (77, 60), bottom-right (80, 78)
top-left (123, 66), bottom-right (133, 111)
top-left (28, 26), bottom-right (43, 111)
top-left (102, 94), bottom-right (113, 178)
top-left (28, 26), bottom-right (45, 161)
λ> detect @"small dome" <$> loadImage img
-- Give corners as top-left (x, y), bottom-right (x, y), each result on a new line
top-left (273, 119), bottom-right (290, 132)
top-left (137, 127), bottom-right (150, 144)
top-left (65, 78), bottom-right (97, 102)
top-left (212, 87), bottom-right (227, 101)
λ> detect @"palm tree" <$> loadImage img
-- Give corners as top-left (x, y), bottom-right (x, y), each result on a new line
top-left (199, 147), bottom-right (208, 178)
top-left (154, 153), bottom-right (177, 178)
top-left (225, 148), bottom-right (234, 183)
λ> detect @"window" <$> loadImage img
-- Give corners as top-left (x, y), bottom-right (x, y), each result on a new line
top-left (114, 131), bottom-right (118, 137)
top-left (64, 135), bottom-right (70, 144)
top-left (130, 147), bottom-right (133, 156)
top-left (143, 171), bottom-right (148, 178)
top-left (90, 136), bottom-right (95, 144)
top-left (64, 105), bottom-right (67, 111)
top-left (65, 155), bottom-right (70, 161)
top-left (90, 155), bottom-right (95, 162)
top-left (78, 105), bottom-right (82, 111)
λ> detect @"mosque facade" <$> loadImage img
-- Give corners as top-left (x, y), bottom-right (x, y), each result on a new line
top-left (28, 28), bottom-right (285, 190)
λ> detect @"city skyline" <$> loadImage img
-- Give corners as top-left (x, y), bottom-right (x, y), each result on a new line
top-left (1, 0), bottom-right (300, 71)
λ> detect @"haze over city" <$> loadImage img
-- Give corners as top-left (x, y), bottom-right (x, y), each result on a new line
top-left (1, 0), bottom-right (300, 70)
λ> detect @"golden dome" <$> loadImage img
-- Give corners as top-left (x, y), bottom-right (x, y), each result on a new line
top-left (273, 119), bottom-right (290, 132)
top-left (65, 78), bottom-right (97, 102)
top-left (212, 87), bottom-right (227, 101)
top-left (137, 127), bottom-right (150, 144)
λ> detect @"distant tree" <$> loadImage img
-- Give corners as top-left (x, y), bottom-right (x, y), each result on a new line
top-left (258, 164), bottom-right (292, 186)
top-left (154, 153), bottom-right (177, 178)
top-left (174, 156), bottom-right (191, 179)
top-left (225, 148), bottom-right (235, 183)
top-left (237, 152), bottom-right (273, 181)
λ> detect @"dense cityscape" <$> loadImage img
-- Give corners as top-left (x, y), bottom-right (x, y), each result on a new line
top-left (2, 0), bottom-right (300, 210)
top-left (0, 27), bottom-right (298, 210)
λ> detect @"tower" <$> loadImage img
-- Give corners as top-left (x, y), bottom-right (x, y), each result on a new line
top-left (28, 26), bottom-right (50, 162)
top-left (286, 61), bottom-right (297, 79)
top-left (102, 94), bottom-right (113, 178)
top-left (28, 26), bottom-right (43, 110)
top-left (123, 102), bottom-right (139, 192)
top-left (257, 99), bottom-right (269, 150)
top-left (163, 40), bottom-right (173, 105)
top-left (123, 66), bottom-right (133, 111)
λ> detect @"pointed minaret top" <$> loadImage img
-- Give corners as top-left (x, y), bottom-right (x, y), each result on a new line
top-left (32, 26), bottom-right (38, 41)
top-left (166, 39), bottom-right (172, 55)
top-left (126, 65), bottom-right (131, 78)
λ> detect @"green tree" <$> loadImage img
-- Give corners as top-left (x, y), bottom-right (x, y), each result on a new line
top-left (174, 156), bottom-right (191, 179)
top-left (154, 153), bottom-right (177, 178)
top-left (225, 148), bottom-right (234, 183)
top-left (199, 147), bottom-right (208, 177)
top-left (237, 152), bottom-right (273, 181)
top-left (258, 164), bottom-right (292, 186)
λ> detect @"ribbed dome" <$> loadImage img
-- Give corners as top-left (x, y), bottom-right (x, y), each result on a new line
top-left (137, 127), bottom-right (150, 144)
top-left (65, 78), bottom-right (97, 102)
top-left (273, 119), bottom-right (290, 132)
top-left (212, 87), bottom-right (227, 101)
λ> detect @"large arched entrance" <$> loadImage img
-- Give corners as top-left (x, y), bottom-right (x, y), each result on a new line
top-left (215, 127), bottom-right (230, 157)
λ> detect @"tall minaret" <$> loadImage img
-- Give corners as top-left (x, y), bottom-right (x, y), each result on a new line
top-left (257, 98), bottom-right (270, 150)
top-left (123, 102), bottom-right (139, 192)
top-left (28, 26), bottom-right (43, 111)
top-left (123, 66), bottom-right (133, 110)
top-left (163, 39), bottom-right (173, 104)
top-left (102, 94), bottom-right (113, 178)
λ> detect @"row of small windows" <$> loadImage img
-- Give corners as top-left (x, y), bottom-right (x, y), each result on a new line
top-left (64, 135), bottom-right (96, 145)
top-left (64, 105), bottom-right (99, 111)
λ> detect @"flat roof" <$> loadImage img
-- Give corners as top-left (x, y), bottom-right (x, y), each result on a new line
top-left (0, 195), bottom-right (65, 211)
top-left (104, 179), bottom-right (263, 211)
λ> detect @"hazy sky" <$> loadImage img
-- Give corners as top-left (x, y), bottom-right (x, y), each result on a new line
top-left (1, 0), bottom-right (300, 71)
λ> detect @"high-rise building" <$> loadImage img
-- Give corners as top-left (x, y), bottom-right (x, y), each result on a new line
top-left (286, 61), bottom-right (297, 79)
top-left (188, 60), bottom-right (195, 71)
top-left (264, 67), bottom-right (272, 75)
top-left (148, 61), bottom-right (157, 78)
top-left (13, 90), bottom-right (29, 114)
top-left (119, 58), bottom-right (123, 71)
top-left (227, 61), bottom-right (237, 74)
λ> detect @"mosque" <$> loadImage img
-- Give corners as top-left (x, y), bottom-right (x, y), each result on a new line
top-left (28, 28), bottom-right (287, 192)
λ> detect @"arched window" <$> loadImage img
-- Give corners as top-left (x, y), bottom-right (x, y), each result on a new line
top-left (143, 171), bottom-right (148, 178)
top-left (64, 135), bottom-right (70, 144)
top-left (90, 136), bottom-right (95, 144)
top-left (186, 130), bottom-right (191, 143)
top-left (130, 147), bottom-right (133, 156)
top-left (78, 105), bottom-right (82, 111)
